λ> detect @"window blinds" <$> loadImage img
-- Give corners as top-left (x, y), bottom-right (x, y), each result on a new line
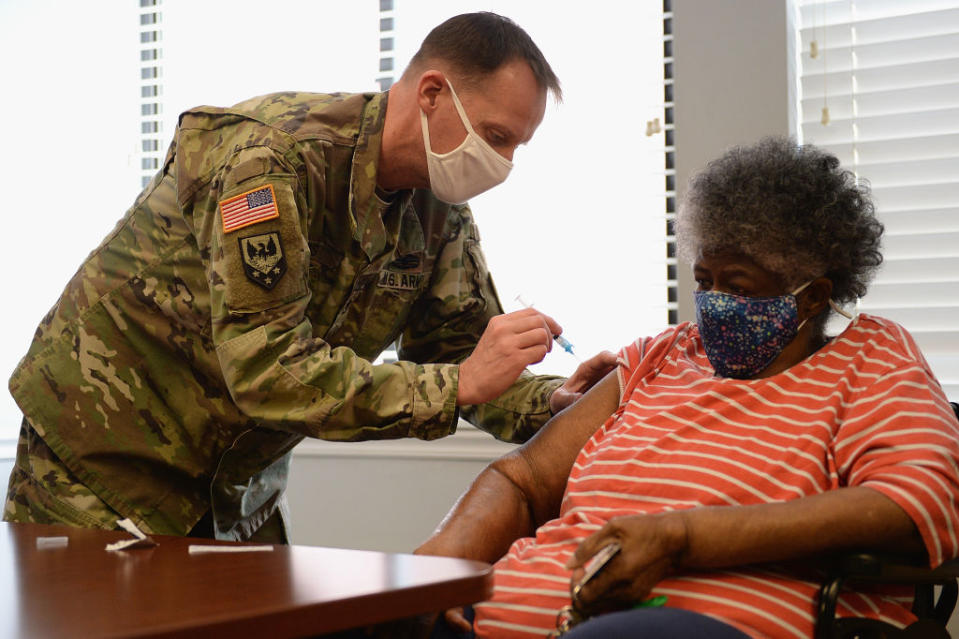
top-left (798, 0), bottom-right (959, 400)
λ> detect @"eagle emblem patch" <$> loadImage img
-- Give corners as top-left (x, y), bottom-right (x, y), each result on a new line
top-left (239, 232), bottom-right (287, 290)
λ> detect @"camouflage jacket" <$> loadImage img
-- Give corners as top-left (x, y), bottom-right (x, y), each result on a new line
top-left (9, 91), bottom-right (564, 540)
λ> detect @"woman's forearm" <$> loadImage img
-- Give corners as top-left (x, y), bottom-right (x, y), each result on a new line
top-left (680, 486), bottom-right (924, 570)
top-left (568, 485), bottom-right (927, 613)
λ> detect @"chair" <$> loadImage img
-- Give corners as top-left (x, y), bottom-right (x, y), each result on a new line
top-left (814, 402), bottom-right (959, 639)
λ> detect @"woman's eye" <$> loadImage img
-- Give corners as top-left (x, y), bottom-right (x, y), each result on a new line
top-left (695, 279), bottom-right (712, 290)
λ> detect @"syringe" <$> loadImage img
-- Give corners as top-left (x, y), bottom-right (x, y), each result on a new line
top-left (515, 295), bottom-right (579, 359)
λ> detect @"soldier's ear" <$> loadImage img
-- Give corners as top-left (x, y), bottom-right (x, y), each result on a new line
top-left (416, 70), bottom-right (447, 112)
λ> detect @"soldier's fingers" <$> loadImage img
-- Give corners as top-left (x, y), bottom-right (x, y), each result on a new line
top-left (518, 343), bottom-right (549, 365)
top-left (538, 312), bottom-right (562, 338)
top-left (514, 327), bottom-right (553, 351)
top-left (495, 309), bottom-right (558, 336)
top-left (502, 308), bottom-right (562, 337)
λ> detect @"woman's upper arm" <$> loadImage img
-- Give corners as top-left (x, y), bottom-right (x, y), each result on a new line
top-left (497, 370), bottom-right (622, 527)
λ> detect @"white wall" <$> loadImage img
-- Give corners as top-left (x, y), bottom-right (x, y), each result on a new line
top-left (671, 0), bottom-right (798, 320)
top-left (0, 461), bottom-right (11, 495)
top-left (286, 424), bottom-right (513, 552)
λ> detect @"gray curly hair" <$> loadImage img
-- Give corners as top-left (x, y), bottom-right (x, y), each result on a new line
top-left (676, 136), bottom-right (884, 305)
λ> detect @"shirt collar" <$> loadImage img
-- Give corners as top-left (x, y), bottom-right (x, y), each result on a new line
top-left (348, 91), bottom-right (413, 260)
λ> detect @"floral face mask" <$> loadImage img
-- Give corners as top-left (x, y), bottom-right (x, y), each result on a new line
top-left (694, 281), bottom-right (813, 379)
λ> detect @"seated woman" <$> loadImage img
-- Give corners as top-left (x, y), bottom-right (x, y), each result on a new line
top-left (417, 137), bottom-right (959, 639)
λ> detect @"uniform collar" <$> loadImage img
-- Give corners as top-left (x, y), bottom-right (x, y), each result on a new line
top-left (348, 92), bottom-right (413, 260)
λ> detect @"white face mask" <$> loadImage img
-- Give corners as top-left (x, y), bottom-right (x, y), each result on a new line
top-left (420, 80), bottom-right (513, 205)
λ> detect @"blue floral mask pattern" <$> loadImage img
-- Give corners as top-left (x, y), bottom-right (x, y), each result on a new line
top-left (694, 287), bottom-right (805, 379)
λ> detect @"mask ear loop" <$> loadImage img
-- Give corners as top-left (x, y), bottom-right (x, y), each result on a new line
top-left (418, 79), bottom-right (475, 157)
top-left (444, 81), bottom-right (478, 137)
top-left (797, 299), bottom-right (853, 333)
top-left (445, 80), bottom-right (514, 170)
top-left (791, 279), bottom-right (855, 328)
top-left (829, 299), bottom-right (854, 320)
top-left (792, 280), bottom-right (815, 332)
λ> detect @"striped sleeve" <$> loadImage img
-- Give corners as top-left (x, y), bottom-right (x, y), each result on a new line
top-left (616, 324), bottom-right (690, 410)
top-left (832, 324), bottom-right (959, 567)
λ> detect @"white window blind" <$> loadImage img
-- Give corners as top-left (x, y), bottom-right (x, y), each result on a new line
top-left (797, 0), bottom-right (959, 400)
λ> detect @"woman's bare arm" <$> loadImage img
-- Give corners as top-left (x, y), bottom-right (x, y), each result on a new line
top-left (416, 370), bottom-right (621, 562)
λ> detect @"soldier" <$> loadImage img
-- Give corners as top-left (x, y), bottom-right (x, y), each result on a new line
top-left (4, 12), bottom-right (615, 542)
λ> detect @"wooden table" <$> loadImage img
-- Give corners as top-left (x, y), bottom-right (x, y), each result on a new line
top-left (1, 521), bottom-right (492, 638)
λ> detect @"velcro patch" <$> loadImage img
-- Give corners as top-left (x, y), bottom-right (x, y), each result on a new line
top-left (387, 254), bottom-right (421, 270)
top-left (220, 185), bottom-right (279, 233)
top-left (239, 232), bottom-right (287, 290)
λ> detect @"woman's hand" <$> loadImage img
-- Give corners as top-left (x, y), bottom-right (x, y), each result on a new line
top-left (565, 512), bottom-right (689, 615)
top-left (549, 350), bottom-right (618, 414)
top-left (442, 607), bottom-right (472, 633)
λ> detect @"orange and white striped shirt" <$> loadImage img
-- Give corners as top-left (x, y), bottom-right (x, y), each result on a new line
top-left (474, 315), bottom-right (959, 638)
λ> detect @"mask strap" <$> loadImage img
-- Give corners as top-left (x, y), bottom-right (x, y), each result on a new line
top-left (791, 279), bottom-right (814, 296)
top-left (791, 281), bottom-right (814, 333)
top-left (445, 80), bottom-right (513, 169)
top-left (445, 81), bottom-right (479, 137)
top-left (420, 109), bottom-right (434, 152)
top-left (829, 299), bottom-right (854, 319)
top-left (419, 80), bottom-right (472, 156)
top-left (792, 278), bottom-right (854, 323)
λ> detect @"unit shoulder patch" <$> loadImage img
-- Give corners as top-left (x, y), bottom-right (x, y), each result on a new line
top-left (220, 184), bottom-right (280, 233)
top-left (239, 232), bottom-right (287, 290)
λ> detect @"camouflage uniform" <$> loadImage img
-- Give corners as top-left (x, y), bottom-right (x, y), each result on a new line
top-left (4, 91), bottom-right (563, 541)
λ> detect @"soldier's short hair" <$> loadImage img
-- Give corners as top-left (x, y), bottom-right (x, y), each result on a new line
top-left (407, 12), bottom-right (561, 101)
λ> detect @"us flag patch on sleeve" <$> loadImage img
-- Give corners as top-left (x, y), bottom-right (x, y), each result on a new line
top-left (219, 185), bottom-right (279, 233)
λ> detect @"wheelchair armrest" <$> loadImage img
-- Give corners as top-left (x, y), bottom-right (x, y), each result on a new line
top-left (816, 553), bottom-right (959, 639)
top-left (835, 553), bottom-right (959, 585)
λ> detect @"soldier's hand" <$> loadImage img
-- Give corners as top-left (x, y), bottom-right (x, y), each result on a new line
top-left (549, 350), bottom-right (618, 414)
top-left (457, 308), bottom-right (559, 406)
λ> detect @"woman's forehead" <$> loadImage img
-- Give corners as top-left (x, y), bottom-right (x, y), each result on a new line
top-left (694, 250), bottom-right (763, 270)
top-left (693, 251), bottom-right (785, 284)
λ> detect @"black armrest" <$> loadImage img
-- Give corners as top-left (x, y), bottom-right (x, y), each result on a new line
top-left (836, 553), bottom-right (959, 585)
top-left (816, 553), bottom-right (959, 639)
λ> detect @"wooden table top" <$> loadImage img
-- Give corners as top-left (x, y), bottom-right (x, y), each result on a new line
top-left (1, 521), bottom-right (492, 638)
